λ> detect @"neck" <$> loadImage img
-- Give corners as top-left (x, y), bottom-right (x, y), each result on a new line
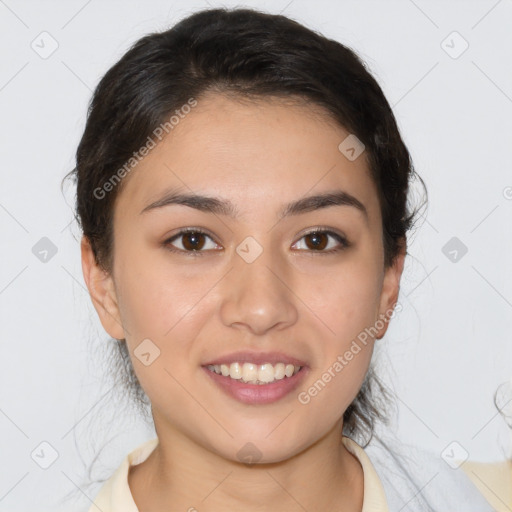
top-left (128, 422), bottom-right (364, 511)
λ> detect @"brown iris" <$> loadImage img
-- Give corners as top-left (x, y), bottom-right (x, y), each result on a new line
top-left (182, 232), bottom-right (207, 251)
top-left (304, 232), bottom-right (328, 250)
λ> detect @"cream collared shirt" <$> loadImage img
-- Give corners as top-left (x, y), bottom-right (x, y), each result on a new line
top-left (87, 436), bottom-right (509, 511)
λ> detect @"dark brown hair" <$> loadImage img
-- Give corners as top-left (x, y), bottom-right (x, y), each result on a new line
top-left (63, 6), bottom-right (426, 470)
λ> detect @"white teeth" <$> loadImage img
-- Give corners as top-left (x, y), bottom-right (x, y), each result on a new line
top-left (274, 363), bottom-right (285, 379)
top-left (207, 361), bottom-right (302, 384)
top-left (258, 363), bottom-right (274, 383)
top-left (229, 362), bottom-right (243, 379)
top-left (242, 362), bottom-right (258, 382)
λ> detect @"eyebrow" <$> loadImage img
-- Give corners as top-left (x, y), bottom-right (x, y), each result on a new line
top-left (140, 188), bottom-right (368, 221)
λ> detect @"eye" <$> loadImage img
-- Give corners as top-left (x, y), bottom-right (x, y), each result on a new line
top-left (292, 228), bottom-right (349, 253)
top-left (163, 227), bottom-right (349, 256)
top-left (163, 228), bottom-right (221, 255)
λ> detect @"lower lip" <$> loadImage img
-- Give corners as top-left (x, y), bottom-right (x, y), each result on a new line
top-left (202, 366), bottom-right (309, 405)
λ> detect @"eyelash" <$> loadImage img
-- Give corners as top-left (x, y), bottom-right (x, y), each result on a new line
top-left (163, 227), bottom-right (350, 257)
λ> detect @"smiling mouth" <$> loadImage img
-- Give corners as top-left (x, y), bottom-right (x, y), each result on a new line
top-left (206, 361), bottom-right (302, 385)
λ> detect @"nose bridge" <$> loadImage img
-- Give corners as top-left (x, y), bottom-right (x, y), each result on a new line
top-left (218, 236), bottom-right (298, 334)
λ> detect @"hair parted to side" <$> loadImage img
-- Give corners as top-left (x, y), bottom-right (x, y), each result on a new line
top-left (63, 7), bottom-right (426, 457)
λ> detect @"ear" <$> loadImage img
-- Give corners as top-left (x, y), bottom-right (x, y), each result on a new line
top-left (80, 236), bottom-right (125, 340)
top-left (375, 239), bottom-right (406, 340)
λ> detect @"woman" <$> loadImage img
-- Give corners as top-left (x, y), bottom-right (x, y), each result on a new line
top-left (67, 7), bottom-right (501, 511)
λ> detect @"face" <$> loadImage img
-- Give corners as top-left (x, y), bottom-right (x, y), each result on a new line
top-left (82, 93), bottom-right (404, 463)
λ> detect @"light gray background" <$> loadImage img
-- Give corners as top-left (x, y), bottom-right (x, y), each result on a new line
top-left (1, 0), bottom-right (511, 510)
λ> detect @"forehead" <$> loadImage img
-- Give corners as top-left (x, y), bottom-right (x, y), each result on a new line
top-left (114, 93), bottom-right (380, 224)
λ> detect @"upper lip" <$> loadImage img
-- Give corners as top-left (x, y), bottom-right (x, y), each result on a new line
top-left (202, 351), bottom-right (308, 367)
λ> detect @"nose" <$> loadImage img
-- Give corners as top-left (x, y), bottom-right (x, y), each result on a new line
top-left (219, 242), bottom-right (299, 336)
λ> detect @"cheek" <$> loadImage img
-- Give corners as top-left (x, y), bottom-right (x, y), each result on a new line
top-left (289, 265), bottom-right (380, 420)
top-left (299, 347), bottom-right (373, 415)
top-left (114, 249), bottom-right (215, 343)
top-left (112, 254), bottom-right (222, 399)
top-left (303, 261), bottom-right (382, 345)
top-left (112, 261), bottom-right (217, 406)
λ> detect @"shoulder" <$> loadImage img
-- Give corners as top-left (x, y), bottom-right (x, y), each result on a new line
top-left (461, 459), bottom-right (512, 512)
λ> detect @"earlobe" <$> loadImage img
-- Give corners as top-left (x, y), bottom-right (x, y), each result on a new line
top-left (80, 236), bottom-right (125, 340)
top-left (375, 241), bottom-right (406, 339)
